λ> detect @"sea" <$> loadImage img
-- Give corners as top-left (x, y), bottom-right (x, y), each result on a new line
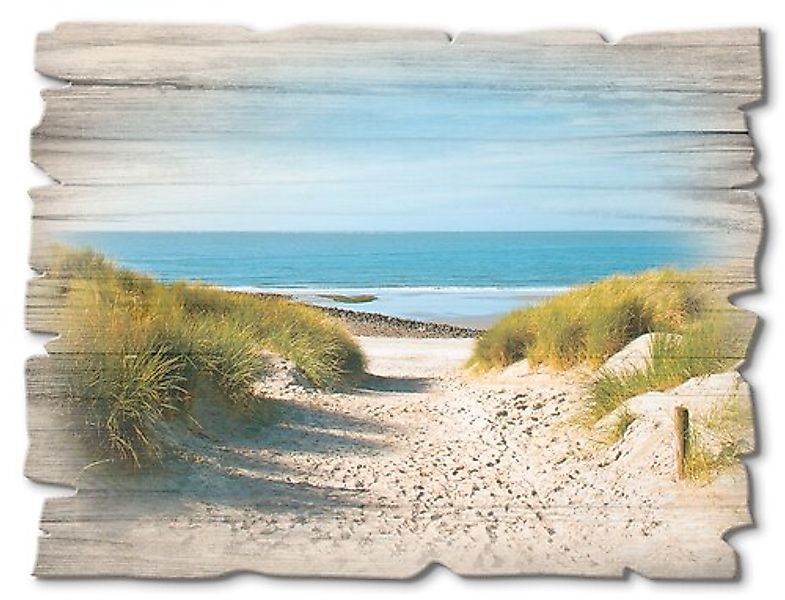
top-left (60, 231), bottom-right (722, 326)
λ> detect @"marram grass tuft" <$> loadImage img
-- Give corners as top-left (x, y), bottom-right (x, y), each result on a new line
top-left (470, 269), bottom-right (703, 372)
top-left (52, 246), bottom-right (365, 467)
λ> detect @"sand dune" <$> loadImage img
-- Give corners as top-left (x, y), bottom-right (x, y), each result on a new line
top-left (34, 336), bottom-right (749, 578)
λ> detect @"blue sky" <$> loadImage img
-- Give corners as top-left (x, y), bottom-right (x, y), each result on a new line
top-left (41, 55), bottom-right (736, 232)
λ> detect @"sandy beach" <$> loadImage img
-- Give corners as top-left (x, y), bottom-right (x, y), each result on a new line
top-left (32, 334), bottom-right (750, 579)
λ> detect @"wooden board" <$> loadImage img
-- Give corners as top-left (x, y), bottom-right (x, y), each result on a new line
top-left (27, 24), bottom-right (762, 579)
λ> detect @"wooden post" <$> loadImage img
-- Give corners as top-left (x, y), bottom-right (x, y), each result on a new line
top-left (674, 406), bottom-right (690, 480)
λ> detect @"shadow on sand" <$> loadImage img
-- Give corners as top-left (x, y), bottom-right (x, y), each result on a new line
top-left (72, 390), bottom-right (394, 523)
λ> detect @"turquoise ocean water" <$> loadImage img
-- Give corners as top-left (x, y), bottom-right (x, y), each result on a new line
top-left (62, 231), bottom-right (723, 326)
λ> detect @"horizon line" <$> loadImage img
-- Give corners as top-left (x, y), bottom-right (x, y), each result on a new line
top-left (63, 228), bottom-right (709, 235)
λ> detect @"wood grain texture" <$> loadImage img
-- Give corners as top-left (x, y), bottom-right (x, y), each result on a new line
top-left (27, 25), bottom-right (763, 579)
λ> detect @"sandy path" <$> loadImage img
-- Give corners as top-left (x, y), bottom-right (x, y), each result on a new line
top-left (35, 337), bottom-right (749, 578)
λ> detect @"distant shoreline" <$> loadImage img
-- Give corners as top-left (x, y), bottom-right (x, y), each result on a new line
top-left (317, 305), bottom-right (483, 338)
top-left (238, 290), bottom-right (482, 338)
top-left (229, 286), bottom-right (550, 333)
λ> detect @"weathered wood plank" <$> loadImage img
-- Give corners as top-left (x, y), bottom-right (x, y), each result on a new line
top-left (35, 86), bottom-right (752, 139)
top-left (30, 136), bottom-right (757, 188)
top-left (27, 25), bottom-right (763, 580)
top-left (35, 25), bottom-right (761, 101)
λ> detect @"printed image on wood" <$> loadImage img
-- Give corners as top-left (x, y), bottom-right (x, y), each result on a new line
top-left (27, 24), bottom-right (763, 579)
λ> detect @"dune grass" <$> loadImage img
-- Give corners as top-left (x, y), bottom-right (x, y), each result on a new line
top-left (50, 246), bottom-right (365, 466)
top-left (586, 317), bottom-right (739, 423)
top-left (174, 284), bottom-right (366, 388)
top-left (470, 269), bottom-right (703, 371)
top-left (684, 389), bottom-right (753, 482)
top-left (470, 268), bottom-right (744, 427)
top-left (603, 408), bottom-right (638, 445)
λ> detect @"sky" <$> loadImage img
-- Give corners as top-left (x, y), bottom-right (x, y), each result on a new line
top-left (34, 34), bottom-right (751, 233)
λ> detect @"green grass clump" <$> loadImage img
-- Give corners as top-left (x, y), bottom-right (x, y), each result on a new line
top-left (684, 429), bottom-right (747, 483)
top-left (469, 268), bottom-right (744, 427)
top-left (683, 433), bottom-right (721, 483)
top-left (684, 389), bottom-right (753, 482)
top-left (177, 285), bottom-right (366, 388)
top-left (61, 277), bottom-right (191, 465)
top-left (587, 317), bottom-right (740, 423)
top-left (470, 269), bottom-right (702, 371)
top-left (52, 246), bottom-right (365, 466)
top-left (604, 408), bottom-right (638, 445)
top-left (76, 344), bottom-right (188, 465)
